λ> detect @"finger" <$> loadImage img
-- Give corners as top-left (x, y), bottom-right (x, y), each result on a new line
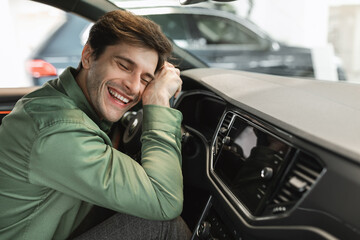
top-left (174, 77), bottom-right (182, 98)
top-left (164, 61), bottom-right (174, 68)
top-left (175, 68), bottom-right (180, 76)
top-left (174, 85), bottom-right (182, 98)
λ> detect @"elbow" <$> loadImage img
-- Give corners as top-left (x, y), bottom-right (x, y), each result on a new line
top-left (161, 198), bottom-right (183, 220)
top-left (161, 210), bottom-right (183, 221)
top-left (169, 198), bottom-right (183, 219)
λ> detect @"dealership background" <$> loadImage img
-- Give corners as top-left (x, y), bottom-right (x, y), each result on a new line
top-left (1, 0), bottom-right (359, 87)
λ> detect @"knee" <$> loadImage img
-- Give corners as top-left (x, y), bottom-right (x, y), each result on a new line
top-left (164, 217), bottom-right (192, 240)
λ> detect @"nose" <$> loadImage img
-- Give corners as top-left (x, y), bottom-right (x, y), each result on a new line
top-left (124, 73), bottom-right (141, 95)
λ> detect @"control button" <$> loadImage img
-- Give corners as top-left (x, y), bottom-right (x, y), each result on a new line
top-left (258, 188), bottom-right (265, 195)
top-left (274, 153), bottom-right (283, 161)
top-left (272, 206), bottom-right (287, 214)
top-left (181, 131), bottom-right (190, 143)
top-left (222, 136), bottom-right (231, 145)
top-left (256, 193), bottom-right (262, 200)
top-left (289, 176), bottom-right (307, 192)
top-left (260, 167), bottom-right (273, 180)
top-left (197, 221), bottom-right (211, 239)
top-left (220, 127), bottom-right (228, 134)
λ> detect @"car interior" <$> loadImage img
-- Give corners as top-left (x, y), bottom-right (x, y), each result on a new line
top-left (1, 0), bottom-right (360, 239)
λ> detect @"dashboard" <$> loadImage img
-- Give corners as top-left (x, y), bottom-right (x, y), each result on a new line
top-left (176, 69), bottom-right (360, 240)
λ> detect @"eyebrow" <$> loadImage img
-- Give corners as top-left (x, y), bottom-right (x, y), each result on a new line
top-left (114, 56), bottom-right (155, 80)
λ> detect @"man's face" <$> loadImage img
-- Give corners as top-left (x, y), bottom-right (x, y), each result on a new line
top-left (81, 42), bottom-right (158, 122)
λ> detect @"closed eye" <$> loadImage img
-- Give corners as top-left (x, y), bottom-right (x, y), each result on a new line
top-left (141, 73), bottom-right (154, 85)
top-left (118, 62), bottom-right (129, 71)
top-left (113, 56), bottom-right (155, 84)
top-left (141, 78), bottom-right (151, 85)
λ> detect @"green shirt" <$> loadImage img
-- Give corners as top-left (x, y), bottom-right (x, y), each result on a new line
top-left (0, 68), bottom-right (183, 239)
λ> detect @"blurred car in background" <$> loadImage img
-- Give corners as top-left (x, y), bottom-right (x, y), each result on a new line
top-left (142, 6), bottom-right (316, 77)
top-left (26, 4), bottom-right (346, 86)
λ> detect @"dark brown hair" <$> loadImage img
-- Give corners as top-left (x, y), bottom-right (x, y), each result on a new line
top-left (80, 10), bottom-right (172, 72)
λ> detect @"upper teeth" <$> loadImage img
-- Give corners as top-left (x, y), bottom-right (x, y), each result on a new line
top-left (109, 89), bottom-right (129, 103)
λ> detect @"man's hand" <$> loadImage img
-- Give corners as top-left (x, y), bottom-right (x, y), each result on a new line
top-left (142, 62), bottom-right (182, 107)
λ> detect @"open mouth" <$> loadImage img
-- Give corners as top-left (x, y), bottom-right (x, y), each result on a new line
top-left (108, 87), bottom-right (130, 104)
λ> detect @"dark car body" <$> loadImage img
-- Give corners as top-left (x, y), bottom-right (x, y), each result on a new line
top-left (2, 0), bottom-right (360, 239)
top-left (140, 6), bottom-right (316, 77)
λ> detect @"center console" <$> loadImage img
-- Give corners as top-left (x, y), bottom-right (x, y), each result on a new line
top-left (191, 110), bottom-right (324, 240)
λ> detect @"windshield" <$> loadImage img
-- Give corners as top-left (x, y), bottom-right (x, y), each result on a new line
top-left (112, 0), bottom-right (359, 83)
top-left (1, 0), bottom-right (359, 87)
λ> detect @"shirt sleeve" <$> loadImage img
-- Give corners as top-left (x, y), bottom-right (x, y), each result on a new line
top-left (28, 105), bottom-right (183, 220)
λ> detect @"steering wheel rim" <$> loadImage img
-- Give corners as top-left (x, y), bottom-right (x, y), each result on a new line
top-left (122, 109), bottom-right (143, 158)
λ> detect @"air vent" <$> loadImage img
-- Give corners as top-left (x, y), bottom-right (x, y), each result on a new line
top-left (269, 151), bottom-right (324, 214)
top-left (213, 112), bottom-right (233, 156)
top-left (220, 112), bottom-right (233, 133)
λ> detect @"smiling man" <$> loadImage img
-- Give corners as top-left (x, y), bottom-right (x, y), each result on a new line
top-left (0, 10), bottom-right (191, 239)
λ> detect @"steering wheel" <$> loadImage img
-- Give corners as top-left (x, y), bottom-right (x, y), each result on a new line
top-left (121, 109), bottom-right (143, 161)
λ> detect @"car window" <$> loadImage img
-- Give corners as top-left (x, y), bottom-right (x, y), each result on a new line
top-left (39, 13), bottom-right (89, 57)
top-left (192, 14), bottom-right (262, 47)
top-left (3, 0), bottom-right (360, 87)
top-left (31, 13), bottom-right (90, 86)
top-left (146, 13), bottom-right (194, 49)
top-left (0, 0), bottom-right (67, 88)
top-left (147, 14), bottom-right (188, 41)
top-left (112, 0), bottom-right (360, 83)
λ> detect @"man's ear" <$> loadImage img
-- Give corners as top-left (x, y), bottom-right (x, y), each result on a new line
top-left (81, 44), bottom-right (93, 69)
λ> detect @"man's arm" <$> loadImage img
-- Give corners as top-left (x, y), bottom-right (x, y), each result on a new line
top-left (28, 106), bottom-right (183, 220)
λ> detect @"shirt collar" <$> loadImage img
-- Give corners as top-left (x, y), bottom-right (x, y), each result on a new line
top-left (58, 67), bottom-right (112, 132)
